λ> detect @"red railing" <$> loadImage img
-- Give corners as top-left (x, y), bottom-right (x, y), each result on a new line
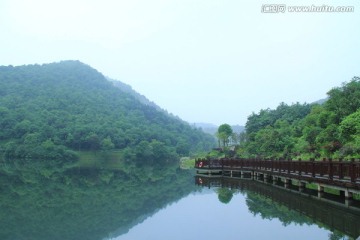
top-left (195, 158), bottom-right (360, 188)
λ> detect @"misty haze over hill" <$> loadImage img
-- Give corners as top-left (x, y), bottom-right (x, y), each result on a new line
top-left (193, 123), bottom-right (245, 136)
top-left (0, 61), bottom-right (215, 160)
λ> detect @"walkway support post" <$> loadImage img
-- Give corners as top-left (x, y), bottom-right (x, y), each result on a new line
top-left (318, 184), bottom-right (324, 198)
top-left (284, 178), bottom-right (291, 189)
top-left (299, 182), bottom-right (305, 192)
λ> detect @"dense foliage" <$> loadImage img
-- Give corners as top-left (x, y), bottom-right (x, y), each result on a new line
top-left (238, 77), bottom-right (360, 159)
top-left (0, 61), bottom-right (215, 161)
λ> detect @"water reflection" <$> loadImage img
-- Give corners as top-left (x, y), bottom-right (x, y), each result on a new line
top-left (0, 159), bottom-right (196, 240)
top-left (196, 176), bottom-right (360, 240)
top-left (1, 158), bottom-right (359, 240)
top-left (217, 188), bottom-right (234, 204)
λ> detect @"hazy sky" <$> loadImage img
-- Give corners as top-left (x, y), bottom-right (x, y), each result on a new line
top-left (1, 0), bottom-right (359, 125)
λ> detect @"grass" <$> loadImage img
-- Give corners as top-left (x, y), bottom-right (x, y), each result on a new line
top-left (180, 157), bottom-right (195, 169)
top-left (353, 193), bottom-right (360, 200)
top-left (76, 150), bottom-right (125, 169)
top-left (307, 183), bottom-right (339, 194)
top-left (77, 152), bottom-right (199, 170)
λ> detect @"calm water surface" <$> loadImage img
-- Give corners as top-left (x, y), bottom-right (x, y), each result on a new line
top-left (114, 191), bottom-right (330, 240)
top-left (0, 160), bottom-right (359, 240)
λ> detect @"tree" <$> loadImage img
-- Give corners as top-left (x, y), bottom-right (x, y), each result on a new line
top-left (217, 124), bottom-right (233, 148)
top-left (85, 133), bottom-right (101, 151)
top-left (325, 77), bottom-right (360, 123)
top-left (101, 137), bottom-right (115, 151)
top-left (230, 132), bottom-right (240, 145)
top-left (217, 188), bottom-right (234, 204)
top-left (175, 139), bottom-right (190, 156)
top-left (337, 109), bottom-right (360, 156)
top-left (134, 141), bottom-right (154, 162)
top-left (339, 109), bottom-right (360, 142)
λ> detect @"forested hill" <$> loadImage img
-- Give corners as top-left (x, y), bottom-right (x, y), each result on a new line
top-left (109, 78), bottom-right (163, 113)
top-left (238, 77), bottom-right (360, 160)
top-left (0, 61), bottom-right (215, 161)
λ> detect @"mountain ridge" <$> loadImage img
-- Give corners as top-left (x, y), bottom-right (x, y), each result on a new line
top-left (0, 60), bottom-right (215, 160)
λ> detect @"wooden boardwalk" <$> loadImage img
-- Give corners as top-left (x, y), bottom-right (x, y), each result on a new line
top-left (195, 158), bottom-right (360, 200)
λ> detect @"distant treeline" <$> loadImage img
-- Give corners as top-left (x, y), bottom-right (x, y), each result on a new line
top-left (0, 61), bottom-right (215, 161)
top-left (238, 77), bottom-right (360, 160)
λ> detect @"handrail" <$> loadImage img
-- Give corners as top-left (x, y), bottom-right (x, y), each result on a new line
top-left (195, 158), bottom-right (360, 187)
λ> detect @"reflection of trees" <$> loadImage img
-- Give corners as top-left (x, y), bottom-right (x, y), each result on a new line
top-left (0, 160), bottom-right (196, 240)
top-left (200, 177), bottom-right (359, 239)
top-left (246, 192), bottom-right (312, 226)
top-left (217, 188), bottom-right (234, 204)
top-left (328, 231), bottom-right (351, 240)
top-left (243, 184), bottom-right (358, 239)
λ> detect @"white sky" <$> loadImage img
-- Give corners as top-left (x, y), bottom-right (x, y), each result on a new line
top-left (0, 0), bottom-right (359, 125)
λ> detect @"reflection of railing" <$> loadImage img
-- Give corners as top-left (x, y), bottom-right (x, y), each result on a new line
top-left (194, 176), bottom-right (360, 239)
top-left (195, 158), bottom-right (360, 189)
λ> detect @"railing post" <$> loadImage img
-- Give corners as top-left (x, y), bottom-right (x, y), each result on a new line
top-left (350, 158), bottom-right (356, 183)
top-left (310, 158), bottom-right (315, 178)
top-left (278, 158), bottom-right (281, 172)
top-left (287, 159), bottom-right (291, 174)
top-left (328, 158), bottom-right (333, 180)
top-left (338, 158), bottom-right (343, 179)
top-left (298, 158), bottom-right (302, 176)
top-left (320, 158), bottom-right (325, 177)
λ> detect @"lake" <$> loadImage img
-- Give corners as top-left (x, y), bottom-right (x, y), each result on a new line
top-left (113, 191), bottom-right (331, 240)
top-left (0, 160), bottom-right (359, 240)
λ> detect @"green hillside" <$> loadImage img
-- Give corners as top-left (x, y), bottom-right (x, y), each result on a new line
top-left (0, 61), bottom-right (215, 161)
top-left (238, 77), bottom-right (360, 159)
